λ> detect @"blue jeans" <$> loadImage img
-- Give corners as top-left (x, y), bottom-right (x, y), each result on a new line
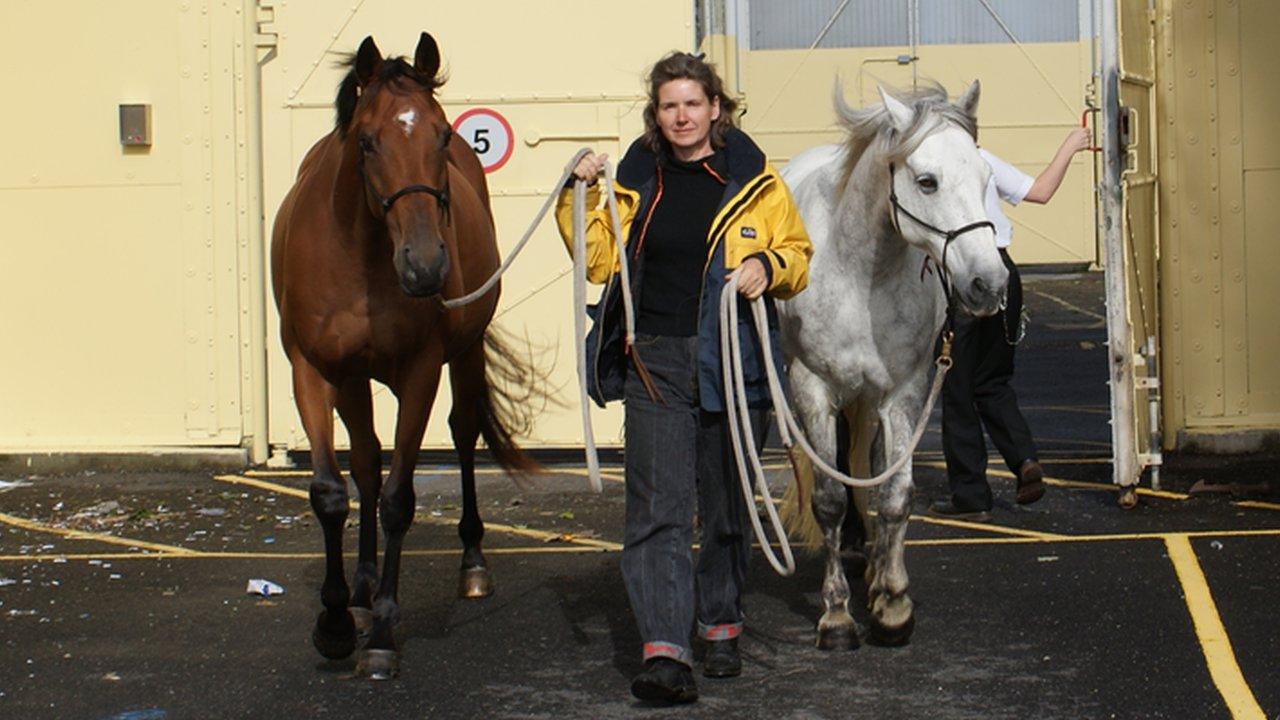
top-left (622, 334), bottom-right (767, 667)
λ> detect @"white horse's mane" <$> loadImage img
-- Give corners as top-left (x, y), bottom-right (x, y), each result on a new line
top-left (835, 81), bottom-right (978, 193)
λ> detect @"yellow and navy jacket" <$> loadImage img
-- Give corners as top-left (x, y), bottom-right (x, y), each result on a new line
top-left (555, 128), bottom-right (812, 411)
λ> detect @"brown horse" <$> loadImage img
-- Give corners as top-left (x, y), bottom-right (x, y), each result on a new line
top-left (271, 32), bottom-right (538, 679)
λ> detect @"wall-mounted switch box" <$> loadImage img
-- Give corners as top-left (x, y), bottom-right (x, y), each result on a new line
top-left (119, 104), bottom-right (152, 147)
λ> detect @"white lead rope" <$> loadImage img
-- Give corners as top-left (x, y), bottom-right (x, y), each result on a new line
top-left (719, 274), bottom-right (953, 576)
top-left (445, 149), bottom-right (633, 493)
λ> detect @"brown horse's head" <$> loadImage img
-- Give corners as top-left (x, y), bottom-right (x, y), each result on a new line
top-left (337, 33), bottom-right (452, 298)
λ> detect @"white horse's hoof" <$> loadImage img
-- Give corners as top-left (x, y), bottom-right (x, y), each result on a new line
top-left (867, 613), bottom-right (915, 646)
top-left (816, 611), bottom-right (861, 651)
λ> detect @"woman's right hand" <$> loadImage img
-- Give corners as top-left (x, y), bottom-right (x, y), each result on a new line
top-left (572, 152), bottom-right (609, 186)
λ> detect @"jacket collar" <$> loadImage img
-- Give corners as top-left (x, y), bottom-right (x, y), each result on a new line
top-left (616, 127), bottom-right (766, 190)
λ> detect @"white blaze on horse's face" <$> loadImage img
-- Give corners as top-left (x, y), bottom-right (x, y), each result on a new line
top-left (881, 90), bottom-right (1008, 317)
top-left (396, 108), bottom-right (417, 137)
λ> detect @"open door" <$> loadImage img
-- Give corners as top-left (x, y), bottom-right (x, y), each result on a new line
top-left (1099, 0), bottom-right (1162, 501)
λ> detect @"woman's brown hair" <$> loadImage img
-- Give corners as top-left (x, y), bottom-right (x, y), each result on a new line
top-left (641, 52), bottom-right (739, 154)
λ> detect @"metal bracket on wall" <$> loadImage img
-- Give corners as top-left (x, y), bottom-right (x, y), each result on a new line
top-left (255, 1), bottom-right (278, 50)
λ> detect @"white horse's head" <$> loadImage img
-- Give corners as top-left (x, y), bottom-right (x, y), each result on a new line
top-left (865, 82), bottom-right (1009, 316)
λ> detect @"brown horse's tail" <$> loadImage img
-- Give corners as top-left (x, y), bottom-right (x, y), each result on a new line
top-left (478, 325), bottom-right (561, 478)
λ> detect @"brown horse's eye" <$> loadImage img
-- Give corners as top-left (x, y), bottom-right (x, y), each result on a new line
top-left (358, 135), bottom-right (376, 155)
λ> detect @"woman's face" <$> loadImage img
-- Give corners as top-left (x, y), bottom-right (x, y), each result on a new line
top-left (656, 78), bottom-right (720, 161)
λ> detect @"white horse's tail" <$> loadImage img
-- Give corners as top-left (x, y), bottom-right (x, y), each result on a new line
top-left (781, 448), bottom-right (823, 549)
top-left (780, 406), bottom-right (879, 551)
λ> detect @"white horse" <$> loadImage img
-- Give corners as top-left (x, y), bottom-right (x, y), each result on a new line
top-left (779, 82), bottom-right (1008, 649)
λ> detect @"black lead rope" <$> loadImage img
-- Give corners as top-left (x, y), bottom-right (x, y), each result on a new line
top-left (887, 162), bottom-right (996, 360)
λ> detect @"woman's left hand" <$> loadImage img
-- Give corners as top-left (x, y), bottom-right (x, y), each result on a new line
top-left (730, 257), bottom-right (769, 300)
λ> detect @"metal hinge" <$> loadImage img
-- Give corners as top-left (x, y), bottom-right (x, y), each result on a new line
top-left (255, 0), bottom-right (278, 50)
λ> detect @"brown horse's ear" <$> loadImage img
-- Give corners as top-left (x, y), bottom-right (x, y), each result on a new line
top-left (355, 36), bottom-right (382, 86)
top-left (413, 32), bottom-right (440, 81)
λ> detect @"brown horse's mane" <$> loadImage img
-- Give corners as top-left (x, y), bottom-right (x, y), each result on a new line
top-left (334, 55), bottom-right (447, 137)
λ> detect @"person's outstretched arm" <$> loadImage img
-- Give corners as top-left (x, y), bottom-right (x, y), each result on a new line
top-left (1023, 127), bottom-right (1092, 204)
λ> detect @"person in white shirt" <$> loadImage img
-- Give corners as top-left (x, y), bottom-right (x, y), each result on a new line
top-left (930, 127), bottom-right (1092, 520)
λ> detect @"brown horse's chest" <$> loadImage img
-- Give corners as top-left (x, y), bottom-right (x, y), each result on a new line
top-left (288, 287), bottom-right (443, 373)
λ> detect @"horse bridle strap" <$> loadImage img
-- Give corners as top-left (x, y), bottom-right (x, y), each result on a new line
top-left (379, 184), bottom-right (450, 217)
top-left (887, 164), bottom-right (994, 243)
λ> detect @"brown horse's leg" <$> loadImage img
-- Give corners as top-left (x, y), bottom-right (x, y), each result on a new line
top-left (336, 379), bottom-right (382, 633)
top-left (357, 352), bottom-right (444, 680)
top-left (290, 354), bottom-right (357, 660)
top-left (448, 340), bottom-right (492, 599)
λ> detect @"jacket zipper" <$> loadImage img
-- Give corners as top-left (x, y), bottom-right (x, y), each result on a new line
top-left (694, 173), bottom-right (775, 397)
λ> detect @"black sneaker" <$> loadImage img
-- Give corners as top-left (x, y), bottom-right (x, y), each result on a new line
top-left (631, 658), bottom-right (698, 704)
top-left (928, 499), bottom-right (992, 522)
top-left (702, 638), bottom-right (741, 678)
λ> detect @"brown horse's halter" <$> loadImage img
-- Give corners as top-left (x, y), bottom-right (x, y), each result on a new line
top-left (375, 182), bottom-right (450, 222)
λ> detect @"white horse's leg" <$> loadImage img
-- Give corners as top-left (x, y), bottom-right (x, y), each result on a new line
top-left (867, 376), bottom-right (929, 646)
top-left (790, 362), bottom-right (859, 651)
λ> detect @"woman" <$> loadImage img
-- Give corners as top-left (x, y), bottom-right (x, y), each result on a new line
top-left (556, 52), bottom-right (811, 704)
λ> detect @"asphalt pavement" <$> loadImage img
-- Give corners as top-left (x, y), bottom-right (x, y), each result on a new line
top-left (2, 272), bottom-right (1277, 720)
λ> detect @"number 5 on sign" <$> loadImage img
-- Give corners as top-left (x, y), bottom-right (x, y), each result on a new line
top-left (452, 108), bottom-right (514, 173)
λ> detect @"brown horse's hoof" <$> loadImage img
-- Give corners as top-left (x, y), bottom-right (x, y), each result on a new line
top-left (312, 609), bottom-right (357, 659)
top-left (867, 613), bottom-right (915, 647)
top-left (350, 607), bottom-right (374, 640)
top-left (458, 566), bottom-right (493, 599)
top-left (356, 648), bottom-right (400, 681)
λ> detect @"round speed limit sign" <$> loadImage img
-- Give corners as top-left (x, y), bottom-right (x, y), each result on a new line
top-left (452, 108), bottom-right (514, 173)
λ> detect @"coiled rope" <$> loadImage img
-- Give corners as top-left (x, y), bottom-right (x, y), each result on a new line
top-left (718, 273), bottom-right (953, 575)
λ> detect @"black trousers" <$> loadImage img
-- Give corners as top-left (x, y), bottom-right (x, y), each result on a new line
top-left (941, 249), bottom-right (1037, 511)
top-left (621, 334), bottom-right (766, 666)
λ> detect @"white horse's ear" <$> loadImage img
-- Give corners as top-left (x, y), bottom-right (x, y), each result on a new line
top-left (878, 86), bottom-right (913, 132)
top-left (958, 80), bottom-right (981, 118)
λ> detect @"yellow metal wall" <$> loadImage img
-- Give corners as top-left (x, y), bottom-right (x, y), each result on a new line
top-left (0, 2), bottom-right (1107, 455)
top-left (0, 1), bottom-right (256, 450)
top-left (1158, 0), bottom-right (1280, 443)
top-left (259, 0), bottom-right (695, 450)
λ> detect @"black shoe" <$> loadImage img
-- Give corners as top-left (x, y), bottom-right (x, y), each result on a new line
top-left (631, 658), bottom-right (698, 704)
top-left (1017, 459), bottom-right (1046, 505)
top-left (928, 499), bottom-right (992, 522)
top-left (702, 638), bottom-right (741, 679)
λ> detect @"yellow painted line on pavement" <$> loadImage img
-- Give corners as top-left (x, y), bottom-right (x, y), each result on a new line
top-left (3, 527), bottom-right (1277, 562)
top-left (1164, 534), bottom-right (1267, 720)
top-left (1234, 500), bottom-right (1280, 512)
top-left (910, 514), bottom-right (1068, 540)
top-left (214, 474), bottom-right (622, 552)
top-left (0, 511), bottom-right (197, 556)
top-left (915, 462), bottom-right (1190, 501)
top-left (246, 466), bottom-right (628, 479)
top-left (0, 545), bottom-right (615, 563)
top-left (560, 467), bottom-right (625, 484)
